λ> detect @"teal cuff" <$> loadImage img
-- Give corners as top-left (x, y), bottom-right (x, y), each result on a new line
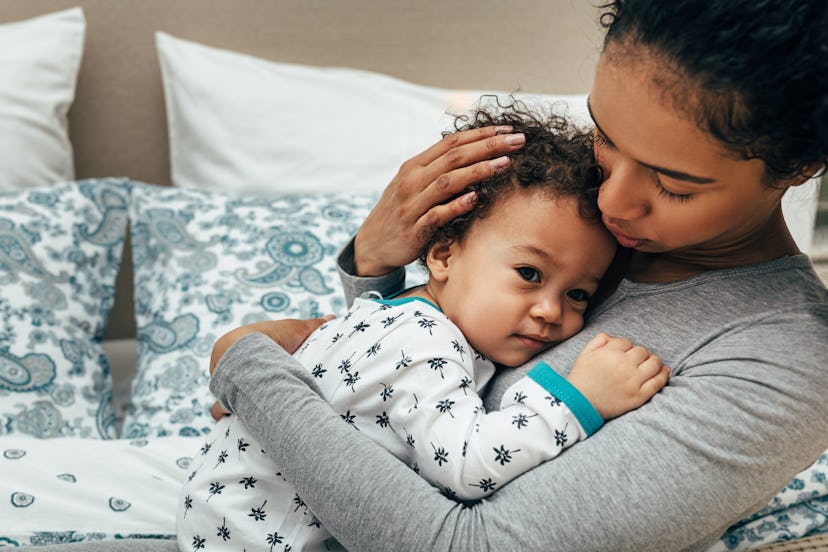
top-left (527, 361), bottom-right (604, 436)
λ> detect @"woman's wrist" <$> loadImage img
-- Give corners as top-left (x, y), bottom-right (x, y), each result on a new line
top-left (353, 230), bottom-right (400, 277)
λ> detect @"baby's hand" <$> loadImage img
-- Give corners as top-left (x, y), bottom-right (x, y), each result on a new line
top-left (566, 333), bottom-right (669, 420)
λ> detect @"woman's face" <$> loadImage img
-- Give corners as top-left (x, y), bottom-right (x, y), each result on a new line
top-left (588, 46), bottom-right (794, 269)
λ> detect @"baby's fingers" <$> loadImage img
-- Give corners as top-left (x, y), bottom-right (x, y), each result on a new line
top-left (581, 332), bottom-right (612, 353)
top-left (639, 366), bottom-right (670, 400)
top-left (637, 353), bottom-right (663, 376)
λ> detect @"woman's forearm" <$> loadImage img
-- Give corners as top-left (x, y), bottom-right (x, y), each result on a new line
top-left (211, 332), bottom-right (827, 551)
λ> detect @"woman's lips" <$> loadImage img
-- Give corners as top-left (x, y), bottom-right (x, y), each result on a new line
top-left (603, 218), bottom-right (644, 249)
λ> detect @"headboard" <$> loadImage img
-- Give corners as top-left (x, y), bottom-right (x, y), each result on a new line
top-left (2, 0), bottom-right (604, 340)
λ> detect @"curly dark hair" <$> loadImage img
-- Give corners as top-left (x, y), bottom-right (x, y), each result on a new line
top-left (599, 0), bottom-right (828, 182)
top-left (418, 100), bottom-right (603, 266)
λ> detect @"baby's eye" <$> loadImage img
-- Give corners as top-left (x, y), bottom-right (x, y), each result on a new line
top-left (566, 289), bottom-right (590, 302)
top-left (515, 266), bottom-right (541, 283)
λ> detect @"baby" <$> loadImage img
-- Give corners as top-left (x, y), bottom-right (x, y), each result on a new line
top-left (177, 104), bottom-right (669, 551)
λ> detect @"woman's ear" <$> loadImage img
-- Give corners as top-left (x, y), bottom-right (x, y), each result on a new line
top-left (426, 241), bottom-right (453, 282)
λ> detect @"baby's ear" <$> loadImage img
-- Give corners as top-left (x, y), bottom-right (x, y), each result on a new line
top-left (425, 241), bottom-right (453, 282)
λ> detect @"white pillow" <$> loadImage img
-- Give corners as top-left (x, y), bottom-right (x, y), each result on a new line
top-left (155, 32), bottom-right (820, 254)
top-left (156, 32), bottom-right (589, 197)
top-left (0, 8), bottom-right (85, 190)
top-left (781, 177), bottom-right (820, 255)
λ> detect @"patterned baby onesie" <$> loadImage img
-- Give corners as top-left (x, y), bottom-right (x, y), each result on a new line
top-left (177, 295), bottom-right (602, 551)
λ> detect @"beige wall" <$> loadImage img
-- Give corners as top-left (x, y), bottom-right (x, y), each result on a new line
top-left (2, 0), bottom-right (604, 186)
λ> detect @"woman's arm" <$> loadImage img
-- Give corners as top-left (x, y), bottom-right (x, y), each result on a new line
top-left (212, 316), bottom-right (828, 551)
top-left (208, 317), bottom-right (330, 419)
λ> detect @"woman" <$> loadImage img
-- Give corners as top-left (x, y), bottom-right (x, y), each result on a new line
top-left (207, 1), bottom-right (828, 550)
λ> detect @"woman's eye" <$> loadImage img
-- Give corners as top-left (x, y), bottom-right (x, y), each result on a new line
top-left (516, 267), bottom-right (541, 283)
top-left (593, 129), bottom-right (612, 149)
top-left (655, 178), bottom-right (694, 203)
top-left (567, 289), bottom-right (590, 302)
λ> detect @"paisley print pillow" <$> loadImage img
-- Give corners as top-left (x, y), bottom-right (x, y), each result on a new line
top-left (122, 183), bottom-right (381, 437)
top-left (0, 179), bottom-right (129, 438)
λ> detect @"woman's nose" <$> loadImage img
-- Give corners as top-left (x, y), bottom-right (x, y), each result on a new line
top-left (597, 160), bottom-right (650, 221)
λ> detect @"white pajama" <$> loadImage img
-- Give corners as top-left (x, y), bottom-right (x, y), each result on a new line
top-left (177, 295), bottom-right (597, 551)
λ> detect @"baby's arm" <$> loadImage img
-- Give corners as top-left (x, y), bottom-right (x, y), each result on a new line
top-left (383, 328), bottom-right (665, 501)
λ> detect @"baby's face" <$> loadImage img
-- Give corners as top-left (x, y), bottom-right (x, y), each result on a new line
top-left (434, 189), bottom-right (616, 367)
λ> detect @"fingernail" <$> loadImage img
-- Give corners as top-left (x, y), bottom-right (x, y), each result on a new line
top-left (489, 156), bottom-right (509, 169)
top-left (495, 125), bottom-right (514, 135)
top-left (504, 133), bottom-right (525, 146)
top-left (462, 191), bottom-right (477, 205)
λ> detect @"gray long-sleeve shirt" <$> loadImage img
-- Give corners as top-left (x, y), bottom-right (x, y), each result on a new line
top-left (211, 252), bottom-right (828, 551)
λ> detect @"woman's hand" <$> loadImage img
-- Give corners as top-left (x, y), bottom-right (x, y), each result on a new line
top-left (354, 126), bottom-right (526, 276)
top-left (209, 316), bottom-right (334, 420)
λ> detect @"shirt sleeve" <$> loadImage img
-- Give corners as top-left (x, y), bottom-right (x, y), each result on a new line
top-left (211, 312), bottom-right (828, 552)
top-left (336, 238), bottom-right (406, 307)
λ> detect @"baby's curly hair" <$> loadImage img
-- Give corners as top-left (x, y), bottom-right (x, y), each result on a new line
top-left (419, 100), bottom-right (603, 266)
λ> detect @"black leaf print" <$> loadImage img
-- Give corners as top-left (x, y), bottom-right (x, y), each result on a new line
top-left (451, 339), bottom-right (466, 360)
top-left (341, 410), bottom-right (359, 429)
top-left (471, 478), bottom-right (497, 492)
top-left (512, 413), bottom-right (537, 429)
top-left (546, 395), bottom-right (562, 407)
top-left (349, 320), bottom-right (370, 337)
top-left (493, 445), bottom-right (520, 465)
top-left (249, 500), bottom-right (268, 521)
top-left (239, 476), bottom-right (257, 489)
top-left (432, 443), bottom-right (449, 466)
top-left (428, 358), bottom-right (448, 378)
top-left (217, 517), bottom-right (231, 541)
top-left (417, 318), bottom-right (437, 335)
top-left (207, 481), bottom-right (225, 501)
top-left (376, 411), bottom-right (391, 428)
top-left (382, 314), bottom-right (403, 328)
top-left (338, 358), bottom-right (352, 374)
top-left (555, 424), bottom-right (569, 447)
top-left (344, 371), bottom-right (361, 391)
top-left (436, 399), bottom-right (455, 418)
top-left (215, 449), bottom-right (228, 468)
top-left (395, 350), bottom-right (412, 370)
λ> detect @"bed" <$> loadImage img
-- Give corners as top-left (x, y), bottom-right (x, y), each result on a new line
top-left (0, 2), bottom-right (825, 549)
